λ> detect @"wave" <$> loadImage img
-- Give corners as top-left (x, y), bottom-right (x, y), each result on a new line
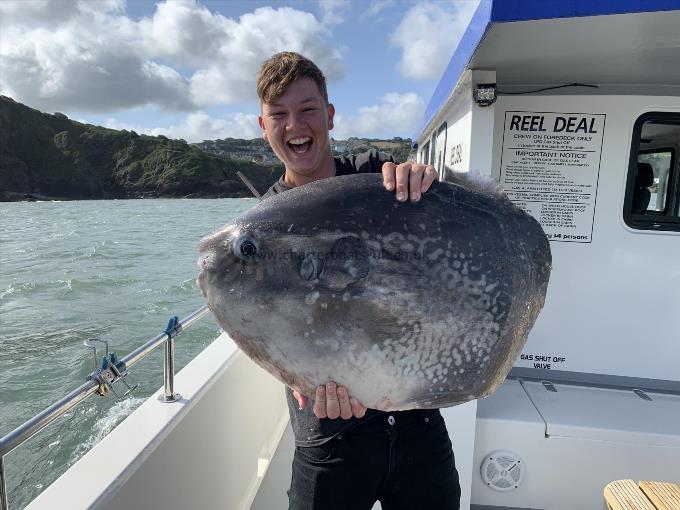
top-left (70, 396), bottom-right (145, 461)
top-left (0, 277), bottom-right (146, 302)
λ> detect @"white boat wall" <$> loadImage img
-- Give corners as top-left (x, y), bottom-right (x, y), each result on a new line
top-left (13, 1), bottom-right (680, 509)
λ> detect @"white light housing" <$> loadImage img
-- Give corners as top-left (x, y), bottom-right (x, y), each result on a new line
top-left (474, 83), bottom-right (497, 106)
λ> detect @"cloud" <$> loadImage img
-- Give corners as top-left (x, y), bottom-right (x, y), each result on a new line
top-left (137, 0), bottom-right (232, 68)
top-left (0, 0), bottom-right (344, 113)
top-left (104, 111), bottom-right (261, 143)
top-left (0, 0), bottom-right (124, 27)
top-left (0, 48), bottom-right (193, 112)
top-left (332, 92), bottom-right (424, 139)
top-left (319, 0), bottom-right (351, 26)
top-left (391, 0), bottom-right (479, 80)
top-left (362, 0), bottom-right (395, 19)
top-left (188, 7), bottom-right (343, 107)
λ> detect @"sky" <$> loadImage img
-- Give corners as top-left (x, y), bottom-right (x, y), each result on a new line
top-left (0, 0), bottom-right (479, 142)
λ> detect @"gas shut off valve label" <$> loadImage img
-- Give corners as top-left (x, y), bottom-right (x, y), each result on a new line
top-left (500, 112), bottom-right (606, 243)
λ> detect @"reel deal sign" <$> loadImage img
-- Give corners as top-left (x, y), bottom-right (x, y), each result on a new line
top-left (499, 112), bottom-right (606, 243)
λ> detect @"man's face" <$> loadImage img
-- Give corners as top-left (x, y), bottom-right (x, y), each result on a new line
top-left (259, 77), bottom-right (335, 179)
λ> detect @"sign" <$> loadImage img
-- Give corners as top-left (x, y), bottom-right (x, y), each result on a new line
top-left (519, 353), bottom-right (567, 370)
top-left (499, 112), bottom-right (606, 243)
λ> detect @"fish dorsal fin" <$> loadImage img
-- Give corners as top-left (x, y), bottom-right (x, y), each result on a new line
top-left (319, 236), bottom-right (370, 291)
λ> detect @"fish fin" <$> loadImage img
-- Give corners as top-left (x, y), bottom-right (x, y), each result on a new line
top-left (443, 166), bottom-right (507, 197)
top-left (319, 236), bottom-right (370, 290)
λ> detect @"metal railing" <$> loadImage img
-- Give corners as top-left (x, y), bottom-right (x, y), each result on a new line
top-left (0, 305), bottom-right (212, 510)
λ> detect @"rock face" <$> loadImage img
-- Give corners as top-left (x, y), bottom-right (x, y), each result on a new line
top-left (0, 96), bottom-right (283, 201)
top-left (197, 173), bottom-right (552, 411)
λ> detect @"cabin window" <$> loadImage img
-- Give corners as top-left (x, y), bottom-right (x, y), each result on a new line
top-left (429, 135), bottom-right (436, 168)
top-left (624, 113), bottom-right (680, 231)
top-left (421, 141), bottom-right (431, 165)
top-left (434, 122), bottom-right (448, 179)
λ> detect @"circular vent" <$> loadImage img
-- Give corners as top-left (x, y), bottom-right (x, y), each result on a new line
top-left (480, 450), bottom-right (525, 491)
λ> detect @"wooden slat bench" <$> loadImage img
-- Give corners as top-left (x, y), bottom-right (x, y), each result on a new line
top-left (605, 480), bottom-right (680, 510)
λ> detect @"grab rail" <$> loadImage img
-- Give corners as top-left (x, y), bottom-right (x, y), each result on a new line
top-left (0, 304), bottom-right (212, 510)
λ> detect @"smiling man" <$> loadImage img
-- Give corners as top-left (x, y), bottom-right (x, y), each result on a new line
top-left (257, 52), bottom-right (460, 510)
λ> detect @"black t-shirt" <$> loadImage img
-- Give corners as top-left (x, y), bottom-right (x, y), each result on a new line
top-left (263, 149), bottom-right (393, 446)
top-left (262, 149), bottom-right (393, 199)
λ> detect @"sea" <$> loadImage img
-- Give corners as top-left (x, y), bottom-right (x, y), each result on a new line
top-left (0, 198), bottom-right (255, 509)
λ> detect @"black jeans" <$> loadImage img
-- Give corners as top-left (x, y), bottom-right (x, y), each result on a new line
top-left (288, 409), bottom-right (461, 510)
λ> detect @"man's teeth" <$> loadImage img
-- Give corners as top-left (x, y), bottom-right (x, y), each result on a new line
top-left (289, 137), bottom-right (311, 145)
top-left (288, 137), bottom-right (312, 153)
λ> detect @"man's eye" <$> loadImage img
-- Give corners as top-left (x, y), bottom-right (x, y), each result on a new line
top-left (303, 108), bottom-right (316, 112)
top-left (271, 112), bottom-right (285, 118)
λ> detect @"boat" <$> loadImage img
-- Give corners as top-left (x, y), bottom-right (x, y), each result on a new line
top-left (2, 1), bottom-right (679, 509)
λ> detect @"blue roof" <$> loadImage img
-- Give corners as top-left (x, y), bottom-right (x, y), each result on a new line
top-left (419, 0), bottom-right (680, 138)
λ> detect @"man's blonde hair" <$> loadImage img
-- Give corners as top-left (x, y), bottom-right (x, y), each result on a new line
top-left (257, 52), bottom-right (328, 105)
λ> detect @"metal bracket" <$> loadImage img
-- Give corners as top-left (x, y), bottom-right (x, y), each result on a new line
top-left (163, 316), bottom-right (182, 338)
top-left (84, 339), bottom-right (138, 399)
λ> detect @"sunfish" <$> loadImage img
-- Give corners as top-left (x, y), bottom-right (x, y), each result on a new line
top-left (197, 173), bottom-right (551, 411)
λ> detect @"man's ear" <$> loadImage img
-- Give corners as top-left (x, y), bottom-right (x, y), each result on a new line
top-left (258, 115), bottom-right (268, 141)
top-left (327, 103), bottom-right (335, 131)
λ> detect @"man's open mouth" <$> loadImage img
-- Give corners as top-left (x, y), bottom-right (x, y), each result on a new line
top-left (287, 137), bottom-right (313, 154)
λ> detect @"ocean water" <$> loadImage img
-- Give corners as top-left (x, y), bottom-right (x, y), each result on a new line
top-left (0, 198), bottom-right (255, 509)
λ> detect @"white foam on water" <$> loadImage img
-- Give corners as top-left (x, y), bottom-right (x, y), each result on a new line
top-left (0, 285), bottom-right (16, 299)
top-left (71, 397), bottom-right (145, 461)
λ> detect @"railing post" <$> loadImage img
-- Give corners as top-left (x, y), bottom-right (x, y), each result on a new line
top-left (160, 335), bottom-right (181, 403)
top-left (1, 454), bottom-right (8, 510)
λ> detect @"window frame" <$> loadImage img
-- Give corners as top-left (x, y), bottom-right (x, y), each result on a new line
top-left (623, 112), bottom-right (680, 232)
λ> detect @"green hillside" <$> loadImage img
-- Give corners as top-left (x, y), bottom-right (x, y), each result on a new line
top-left (0, 96), bottom-right (283, 201)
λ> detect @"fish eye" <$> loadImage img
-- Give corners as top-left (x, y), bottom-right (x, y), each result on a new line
top-left (233, 236), bottom-right (259, 261)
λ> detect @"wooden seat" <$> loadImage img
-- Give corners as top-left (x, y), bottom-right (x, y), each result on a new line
top-left (604, 479), bottom-right (680, 510)
top-left (639, 481), bottom-right (680, 510)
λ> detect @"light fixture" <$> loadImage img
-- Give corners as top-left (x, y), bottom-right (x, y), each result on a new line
top-left (474, 83), bottom-right (497, 106)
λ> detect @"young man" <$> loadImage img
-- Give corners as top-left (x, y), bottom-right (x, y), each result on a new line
top-left (257, 52), bottom-right (461, 510)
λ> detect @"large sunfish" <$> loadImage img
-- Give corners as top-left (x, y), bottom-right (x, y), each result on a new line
top-left (197, 173), bottom-right (551, 411)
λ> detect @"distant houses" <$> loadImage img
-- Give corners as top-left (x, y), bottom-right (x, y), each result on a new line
top-left (194, 138), bottom-right (277, 164)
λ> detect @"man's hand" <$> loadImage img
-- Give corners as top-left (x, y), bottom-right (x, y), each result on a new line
top-left (293, 381), bottom-right (367, 419)
top-left (382, 161), bottom-right (438, 202)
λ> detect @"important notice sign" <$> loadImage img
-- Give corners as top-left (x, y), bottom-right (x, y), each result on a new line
top-left (499, 112), bottom-right (606, 243)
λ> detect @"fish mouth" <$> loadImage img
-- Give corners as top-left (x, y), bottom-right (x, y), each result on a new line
top-left (286, 136), bottom-right (313, 154)
top-left (196, 227), bottom-right (233, 298)
top-left (196, 268), bottom-right (209, 298)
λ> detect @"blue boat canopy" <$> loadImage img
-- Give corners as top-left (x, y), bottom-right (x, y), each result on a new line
top-left (420, 0), bottom-right (680, 137)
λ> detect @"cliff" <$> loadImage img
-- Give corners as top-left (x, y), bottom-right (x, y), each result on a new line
top-left (0, 96), bottom-right (283, 201)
